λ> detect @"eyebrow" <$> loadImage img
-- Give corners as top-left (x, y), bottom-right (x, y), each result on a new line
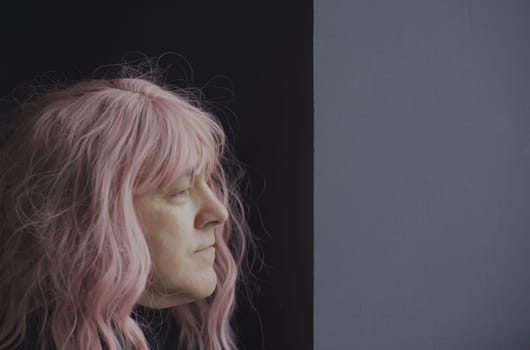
top-left (178, 168), bottom-right (194, 178)
top-left (174, 167), bottom-right (198, 184)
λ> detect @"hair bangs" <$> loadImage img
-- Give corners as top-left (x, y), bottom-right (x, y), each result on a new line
top-left (134, 94), bottom-right (223, 195)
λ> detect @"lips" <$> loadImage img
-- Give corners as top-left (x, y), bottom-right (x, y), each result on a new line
top-left (195, 243), bottom-right (215, 252)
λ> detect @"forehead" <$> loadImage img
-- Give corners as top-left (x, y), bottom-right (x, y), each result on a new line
top-left (176, 167), bottom-right (197, 179)
top-left (171, 165), bottom-right (205, 184)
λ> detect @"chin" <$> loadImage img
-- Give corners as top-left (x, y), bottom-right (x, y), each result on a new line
top-left (191, 271), bottom-right (218, 300)
top-left (140, 271), bottom-right (218, 307)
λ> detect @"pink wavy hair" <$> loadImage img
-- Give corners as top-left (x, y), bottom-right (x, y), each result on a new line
top-left (0, 71), bottom-right (256, 349)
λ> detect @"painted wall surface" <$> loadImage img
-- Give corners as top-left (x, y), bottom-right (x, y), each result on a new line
top-left (315, 1), bottom-right (530, 349)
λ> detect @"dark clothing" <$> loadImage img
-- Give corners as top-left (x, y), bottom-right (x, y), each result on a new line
top-left (131, 304), bottom-right (180, 350)
top-left (16, 305), bottom-right (179, 350)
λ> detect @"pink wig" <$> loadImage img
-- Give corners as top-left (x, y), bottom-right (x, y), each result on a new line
top-left (0, 72), bottom-right (255, 349)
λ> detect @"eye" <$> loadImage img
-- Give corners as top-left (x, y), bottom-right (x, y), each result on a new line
top-left (172, 188), bottom-right (191, 199)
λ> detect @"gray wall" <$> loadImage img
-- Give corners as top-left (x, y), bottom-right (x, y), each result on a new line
top-left (315, 1), bottom-right (530, 349)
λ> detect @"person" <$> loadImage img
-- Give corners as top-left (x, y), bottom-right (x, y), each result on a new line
top-left (0, 67), bottom-right (255, 350)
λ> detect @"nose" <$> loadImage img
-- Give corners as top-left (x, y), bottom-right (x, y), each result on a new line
top-left (195, 182), bottom-right (229, 229)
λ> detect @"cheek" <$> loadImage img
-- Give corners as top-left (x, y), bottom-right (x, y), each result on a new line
top-left (151, 244), bottom-right (187, 274)
top-left (141, 205), bottom-right (185, 241)
top-left (147, 220), bottom-right (189, 255)
top-left (144, 212), bottom-right (193, 260)
top-left (148, 231), bottom-right (188, 285)
top-left (136, 201), bottom-right (196, 266)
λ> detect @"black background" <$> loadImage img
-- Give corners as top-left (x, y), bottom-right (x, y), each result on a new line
top-left (0, 2), bottom-right (312, 350)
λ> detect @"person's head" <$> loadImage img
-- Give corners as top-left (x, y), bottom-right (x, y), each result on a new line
top-left (0, 69), bottom-right (254, 350)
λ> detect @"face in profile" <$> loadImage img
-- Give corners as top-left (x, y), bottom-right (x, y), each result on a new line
top-left (133, 169), bottom-right (229, 309)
